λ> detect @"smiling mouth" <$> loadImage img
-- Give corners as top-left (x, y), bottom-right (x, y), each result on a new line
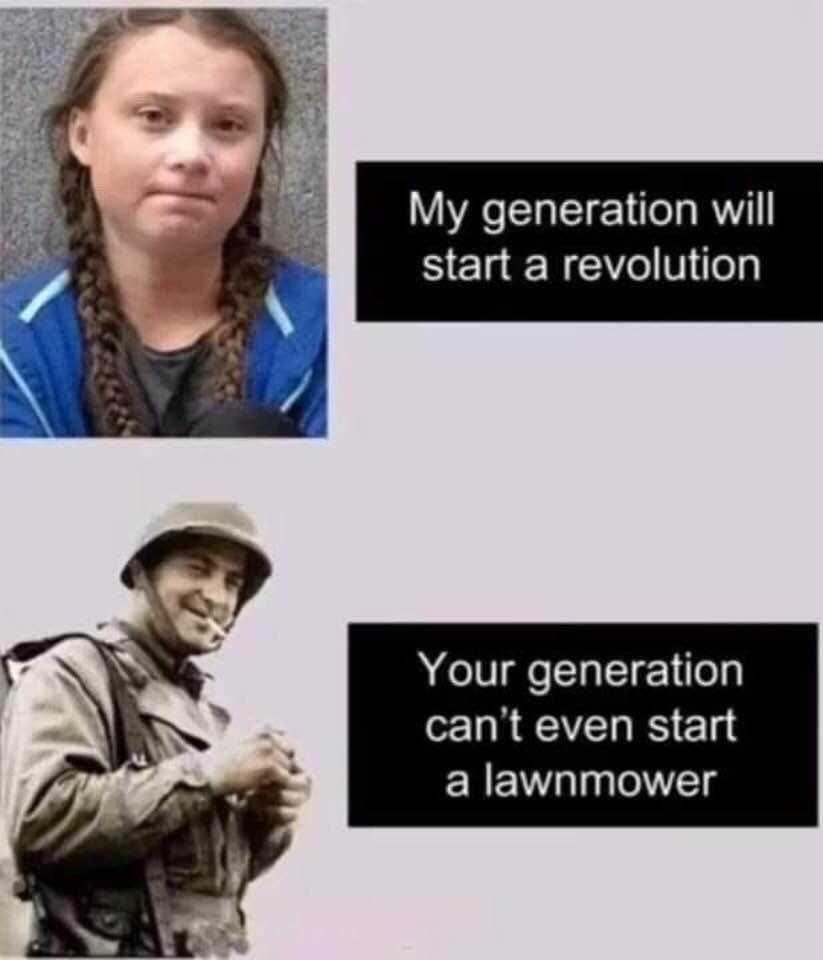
top-left (188, 607), bottom-right (228, 631)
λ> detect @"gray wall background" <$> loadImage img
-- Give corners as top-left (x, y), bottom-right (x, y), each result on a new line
top-left (0, 8), bottom-right (327, 281)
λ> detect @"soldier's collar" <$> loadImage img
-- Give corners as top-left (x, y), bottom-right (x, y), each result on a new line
top-left (108, 618), bottom-right (212, 697)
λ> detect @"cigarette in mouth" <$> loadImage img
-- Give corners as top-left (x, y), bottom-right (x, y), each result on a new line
top-left (206, 618), bottom-right (228, 639)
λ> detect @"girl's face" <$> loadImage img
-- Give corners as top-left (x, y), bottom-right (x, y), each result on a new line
top-left (68, 23), bottom-right (267, 260)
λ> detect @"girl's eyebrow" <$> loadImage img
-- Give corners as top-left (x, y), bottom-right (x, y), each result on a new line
top-left (125, 90), bottom-right (258, 113)
top-left (125, 91), bottom-right (180, 105)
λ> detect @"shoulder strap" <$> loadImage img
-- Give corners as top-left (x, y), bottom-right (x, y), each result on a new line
top-left (1, 634), bottom-right (91, 705)
top-left (2, 632), bottom-right (147, 767)
top-left (0, 633), bottom-right (100, 758)
top-left (86, 637), bottom-right (146, 766)
top-left (4, 634), bottom-right (87, 662)
top-left (0, 633), bottom-right (148, 768)
top-left (86, 638), bottom-right (177, 958)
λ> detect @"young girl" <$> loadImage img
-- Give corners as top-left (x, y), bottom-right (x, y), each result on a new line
top-left (0, 10), bottom-right (326, 438)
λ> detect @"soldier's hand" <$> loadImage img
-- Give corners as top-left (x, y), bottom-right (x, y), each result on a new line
top-left (200, 725), bottom-right (294, 796)
top-left (247, 768), bottom-right (312, 827)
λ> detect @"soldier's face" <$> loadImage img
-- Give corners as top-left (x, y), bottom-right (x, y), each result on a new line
top-left (147, 537), bottom-right (247, 655)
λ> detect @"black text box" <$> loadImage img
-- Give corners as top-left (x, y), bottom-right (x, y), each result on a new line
top-left (348, 623), bottom-right (818, 827)
top-left (357, 163), bottom-right (823, 322)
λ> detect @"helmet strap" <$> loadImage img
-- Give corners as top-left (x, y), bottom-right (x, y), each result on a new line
top-left (129, 558), bottom-right (184, 650)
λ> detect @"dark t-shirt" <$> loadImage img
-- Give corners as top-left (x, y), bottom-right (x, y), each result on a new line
top-left (84, 324), bottom-right (301, 437)
top-left (126, 334), bottom-right (212, 432)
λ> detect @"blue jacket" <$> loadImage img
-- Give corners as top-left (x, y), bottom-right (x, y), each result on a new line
top-left (0, 259), bottom-right (327, 438)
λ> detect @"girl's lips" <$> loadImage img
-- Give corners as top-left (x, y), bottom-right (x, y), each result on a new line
top-left (149, 189), bottom-right (216, 203)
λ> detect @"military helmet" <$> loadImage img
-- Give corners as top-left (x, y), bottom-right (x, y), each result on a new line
top-left (121, 502), bottom-right (273, 611)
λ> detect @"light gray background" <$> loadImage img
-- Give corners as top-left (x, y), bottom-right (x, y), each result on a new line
top-left (2, 0), bottom-right (823, 958)
top-left (0, 7), bottom-right (327, 278)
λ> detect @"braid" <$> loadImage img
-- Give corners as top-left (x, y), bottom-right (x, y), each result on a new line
top-left (60, 158), bottom-right (275, 430)
top-left (60, 159), bottom-right (145, 436)
top-left (211, 169), bottom-right (275, 404)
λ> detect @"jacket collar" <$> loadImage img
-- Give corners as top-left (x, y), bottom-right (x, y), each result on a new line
top-left (105, 619), bottom-right (227, 747)
top-left (111, 618), bottom-right (210, 700)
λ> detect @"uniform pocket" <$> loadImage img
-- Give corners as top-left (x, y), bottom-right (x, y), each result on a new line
top-left (164, 818), bottom-right (209, 885)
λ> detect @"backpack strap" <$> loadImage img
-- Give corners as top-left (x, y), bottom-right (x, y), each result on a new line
top-left (0, 633), bottom-right (147, 767)
top-left (86, 638), bottom-right (177, 958)
top-left (1, 635), bottom-right (92, 708)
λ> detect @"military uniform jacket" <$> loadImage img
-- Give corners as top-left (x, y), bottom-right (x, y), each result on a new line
top-left (0, 628), bottom-right (291, 956)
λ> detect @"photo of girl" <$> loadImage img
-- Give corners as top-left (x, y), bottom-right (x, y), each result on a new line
top-left (0, 9), bottom-right (327, 438)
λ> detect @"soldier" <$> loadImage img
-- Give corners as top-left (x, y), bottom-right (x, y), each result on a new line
top-left (0, 502), bottom-right (311, 956)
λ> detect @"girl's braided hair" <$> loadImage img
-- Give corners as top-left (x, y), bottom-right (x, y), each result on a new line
top-left (45, 9), bottom-right (287, 436)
